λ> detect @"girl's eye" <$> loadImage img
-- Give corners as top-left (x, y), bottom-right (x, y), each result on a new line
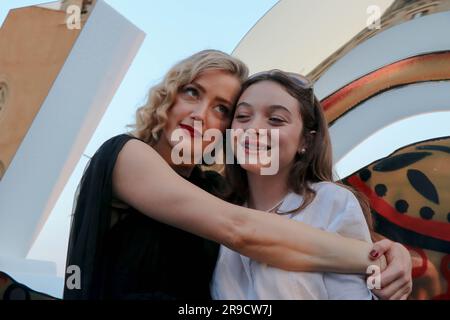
top-left (269, 117), bottom-right (285, 124)
top-left (214, 105), bottom-right (231, 116)
top-left (235, 114), bottom-right (250, 121)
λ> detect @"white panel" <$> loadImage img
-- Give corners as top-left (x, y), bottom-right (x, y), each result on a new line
top-left (330, 81), bottom-right (450, 164)
top-left (333, 111), bottom-right (450, 180)
top-left (0, 0), bottom-right (145, 258)
top-left (315, 11), bottom-right (450, 98)
top-left (233, 0), bottom-right (395, 75)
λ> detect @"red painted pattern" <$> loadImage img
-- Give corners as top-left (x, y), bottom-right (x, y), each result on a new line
top-left (405, 245), bottom-right (428, 278)
top-left (432, 255), bottom-right (450, 300)
top-left (347, 175), bottom-right (450, 242)
top-left (322, 52), bottom-right (450, 115)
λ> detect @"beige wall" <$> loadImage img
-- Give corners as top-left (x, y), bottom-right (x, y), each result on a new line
top-left (0, 5), bottom-right (85, 180)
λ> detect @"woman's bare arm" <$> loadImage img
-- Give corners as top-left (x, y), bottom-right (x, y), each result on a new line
top-left (113, 139), bottom-right (384, 274)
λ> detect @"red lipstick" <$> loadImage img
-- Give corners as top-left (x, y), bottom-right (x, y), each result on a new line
top-left (179, 124), bottom-right (198, 137)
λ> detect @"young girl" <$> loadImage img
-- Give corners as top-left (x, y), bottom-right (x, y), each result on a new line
top-left (211, 70), bottom-right (406, 299)
top-left (64, 51), bottom-right (410, 300)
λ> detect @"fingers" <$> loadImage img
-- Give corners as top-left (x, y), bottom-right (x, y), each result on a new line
top-left (378, 275), bottom-right (406, 299)
top-left (400, 293), bottom-right (409, 300)
top-left (370, 239), bottom-right (394, 260)
top-left (371, 264), bottom-right (411, 299)
top-left (368, 240), bottom-right (413, 300)
top-left (371, 288), bottom-right (382, 299)
top-left (389, 283), bottom-right (412, 300)
top-left (379, 262), bottom-right (403, 288)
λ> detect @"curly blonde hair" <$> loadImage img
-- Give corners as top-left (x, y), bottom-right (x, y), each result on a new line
top-left (129, 50), bottom-right (249, 145)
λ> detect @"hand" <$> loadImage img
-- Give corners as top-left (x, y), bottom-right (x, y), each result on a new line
top-left (369, 239), bottom-right (413, 300)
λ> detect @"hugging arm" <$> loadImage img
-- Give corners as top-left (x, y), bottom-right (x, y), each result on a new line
top-left (369, 237), bottom-right (413, 300)
top-left (113, 139), bottom-right (384, 274)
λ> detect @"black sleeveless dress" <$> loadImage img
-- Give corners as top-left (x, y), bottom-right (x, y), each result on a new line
top-left (64, 134), bottom-right (229, 300)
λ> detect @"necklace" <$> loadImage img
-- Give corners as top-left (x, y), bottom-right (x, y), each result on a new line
top-left (265, 195), bottom-right (288, 213)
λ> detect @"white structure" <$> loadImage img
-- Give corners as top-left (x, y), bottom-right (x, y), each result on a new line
top-left (0, 0), bottom-right (145, 298)
top-left (233, 0), bottom-right (450, 174)
top-left (232, 0), bottom-right (396, 75)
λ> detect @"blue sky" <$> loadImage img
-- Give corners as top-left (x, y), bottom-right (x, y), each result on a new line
top-left (2, 0), bottom-right (450, 288)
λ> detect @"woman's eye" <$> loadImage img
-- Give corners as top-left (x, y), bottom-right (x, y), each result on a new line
top-left (215, 105), bottom-right (231, 116)
top-left (183, 86), bottom-right (199, 98)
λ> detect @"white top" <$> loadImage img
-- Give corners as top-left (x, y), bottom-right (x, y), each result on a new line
top-left (211, 181), bottom-right (373, 300)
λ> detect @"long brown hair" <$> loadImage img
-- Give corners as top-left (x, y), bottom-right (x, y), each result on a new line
top-left (225, 70), bottom-right (373, 230)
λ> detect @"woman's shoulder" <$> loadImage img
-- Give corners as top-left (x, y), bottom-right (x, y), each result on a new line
top-left (79, 133), bottom-right (150, 191)
top-left (89, 133), bottom-right (149, 167)
top-left (96, 133), bottom-right (144, 154)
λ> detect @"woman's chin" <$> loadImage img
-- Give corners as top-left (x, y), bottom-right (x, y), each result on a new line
top-left (239, 163), bottom-right (265, 175)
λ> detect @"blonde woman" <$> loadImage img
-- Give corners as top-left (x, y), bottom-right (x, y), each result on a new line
top-left (64, 50), bottom-right (411, 300)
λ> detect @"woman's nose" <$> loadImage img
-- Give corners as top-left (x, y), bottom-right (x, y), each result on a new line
top-left (190, 102), bottom-right (208, 123)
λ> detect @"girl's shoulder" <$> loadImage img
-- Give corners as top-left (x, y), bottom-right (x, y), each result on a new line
top-left (311, 181), bottom-right (358, 204)
top-left (311, 180), bottom-right (348, 191)
top-left (287, 182), bottom-right (371, 241)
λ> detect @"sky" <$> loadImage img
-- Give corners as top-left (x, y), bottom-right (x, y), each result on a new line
top-left (1, 0), bottom-right (450, 293)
